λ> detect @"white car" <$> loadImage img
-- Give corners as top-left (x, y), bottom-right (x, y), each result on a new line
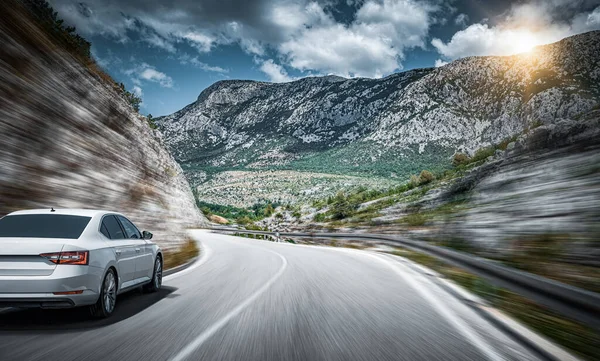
top-left (0, 209), bottom-right (163, 318)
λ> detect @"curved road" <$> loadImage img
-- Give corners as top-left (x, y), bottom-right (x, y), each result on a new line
top-left (0, 231), bottom-right (542, 361)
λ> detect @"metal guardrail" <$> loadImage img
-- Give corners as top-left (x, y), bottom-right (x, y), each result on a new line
top-left (213, 227), bottom-right (600, 332)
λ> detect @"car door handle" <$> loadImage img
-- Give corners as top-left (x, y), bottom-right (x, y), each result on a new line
top-left (135, 248), bottom-right (141, 253)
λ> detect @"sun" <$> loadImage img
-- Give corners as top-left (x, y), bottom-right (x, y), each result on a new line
top-left (512, 30), bottom-right (538, 54)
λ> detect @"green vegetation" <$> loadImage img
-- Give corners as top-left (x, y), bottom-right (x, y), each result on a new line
top-left (330, 191), bottom-right (357, 220)
top-left (400, 213), bottom-right (428, 227)
top-left (451, 134), bottom-right (519, 170)
top-left (264, 203), bottom-right (275, 217)
top-left (147, 114), bottom-right (158, 129)
top-left (499, 233), bottom-right (600, 294)
top-left (418, 170), bottom-right (435, 184)
top-left (196, 200), bottom-right (280, 224)
top-left (452, 153), bottom-right (470, 167)
top-left (313, 213), bottom-right (326, 222)
top-left (23, 0), bottom-right (91, 60)
top-left (392, 247), bottom-right (600, 361)
top-left (471, 146), bottom-right (495, 163)
top-left (117, 83), bottom-right (142, 112)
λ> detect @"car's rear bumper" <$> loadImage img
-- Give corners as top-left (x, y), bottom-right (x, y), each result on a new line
top-left (0, 265), bottom-right (103, 308)
top-left (0, 290), bottom-right (99, 308)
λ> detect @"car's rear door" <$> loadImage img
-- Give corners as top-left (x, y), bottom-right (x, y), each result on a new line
top-left (116, 215), bottom-right (152, 281)
top-left (100, 215), bottom-right (137, 289)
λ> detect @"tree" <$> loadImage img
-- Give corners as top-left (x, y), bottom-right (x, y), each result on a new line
top-left (23, 0), bottom-right (91, 60)
top-left (147, 114), bottom-right (157, 129)
top-left (264, 203), bottom-right (275, 217)
top-left (124, 90), bottom-right (142, 112)
top-left (330, 192), bottom-right (355, 220)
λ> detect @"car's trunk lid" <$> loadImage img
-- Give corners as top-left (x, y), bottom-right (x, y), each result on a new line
top-left (0, 238), bottom-right (66, 276)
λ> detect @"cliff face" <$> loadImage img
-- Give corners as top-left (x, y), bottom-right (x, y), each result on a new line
top-left (0, 1), bottom-right (207, 248)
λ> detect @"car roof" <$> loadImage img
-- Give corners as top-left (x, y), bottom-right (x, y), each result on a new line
top-left (6, 209), bottom-right (122, 217)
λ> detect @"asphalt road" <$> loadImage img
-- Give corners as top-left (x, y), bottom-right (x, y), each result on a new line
top-left (0, 231), bottom-right (543, 361)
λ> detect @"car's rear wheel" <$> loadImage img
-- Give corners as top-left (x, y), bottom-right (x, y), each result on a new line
top-left (90, 269), bottom-right (117, 318)
top-left (144, 256), bottom-right (162, 293)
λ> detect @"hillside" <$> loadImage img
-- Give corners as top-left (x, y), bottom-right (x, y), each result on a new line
top-left (157, 31), bottom-right (600, 208)
top-left (0, 0), bottom-right (207, 248)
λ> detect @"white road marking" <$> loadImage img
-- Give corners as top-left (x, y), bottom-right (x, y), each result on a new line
top-left (169, 249), bottom-right (288, 361)
top-left (368, 252), bottom-right (504, 361)
top-left (211, 232), bottom-right (505, 361)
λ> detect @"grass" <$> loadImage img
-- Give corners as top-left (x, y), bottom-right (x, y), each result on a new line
top-left (392, 248), bottom-right (600, 360)
top-left (163, 239), bottom-right (200, 270)
top-left (399, 213), bottom-right (428, 226)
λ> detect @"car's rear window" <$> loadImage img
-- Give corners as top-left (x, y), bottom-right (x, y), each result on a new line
top-left (0, 214), bottom-right (92, 239)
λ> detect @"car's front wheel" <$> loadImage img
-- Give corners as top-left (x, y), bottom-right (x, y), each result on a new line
top-left (144, 256), bottom-right (162, 293)
top-left (90, 268), bottom-right (117, 318)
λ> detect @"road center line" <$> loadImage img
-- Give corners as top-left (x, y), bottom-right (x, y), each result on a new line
top-left (169, 249), bottom-right (288, 361)
top-left (367, 252), bottom-right (504, 361)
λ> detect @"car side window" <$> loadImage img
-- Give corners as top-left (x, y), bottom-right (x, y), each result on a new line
top-left (117, 216), bottom-right (142, 239)
top-left (101, 215), bottom-right (125, 240)
top-left (100, 223), bottom-right (110, 239)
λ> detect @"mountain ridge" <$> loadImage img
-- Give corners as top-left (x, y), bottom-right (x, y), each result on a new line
top-left (157, 30), bottom-right (600, 207)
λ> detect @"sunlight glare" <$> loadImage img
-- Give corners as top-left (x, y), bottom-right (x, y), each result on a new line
top-left (510, 30), bottom-right (538, 54)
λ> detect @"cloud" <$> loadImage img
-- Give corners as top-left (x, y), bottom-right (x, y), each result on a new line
top-left (260, 59), bottom-right (293, 82)
top-left (454, 13), bottom-right (468, 27)
top-left (434, 59), bottom-right (448, 67)
top-left (132, 85), bottom-right (143, 97)
top-left (182, 32), bottom-right (216, 53)
top-left (433, 1), bottom-right (600, 62)
top-left (49, 0), bottom-right (440, 78)
top-left (124, 63), bottom-right (174, 88)
top-left (142, 32), bottom-right (177, 53)
top-left (91, 48), bottom-right (122, 68)
top-left (179, 54), bottom-right (228, 73)
top-left (278, 0), bottom-right (438, 77)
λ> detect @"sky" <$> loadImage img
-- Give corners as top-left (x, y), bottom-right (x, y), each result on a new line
top-left (48, 0), bottom-right (600, 116)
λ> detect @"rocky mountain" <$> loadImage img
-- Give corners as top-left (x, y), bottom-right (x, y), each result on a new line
top-left (0, 0), bottom-right (207, 248)
top-left (157, 31), bottom-right (600, 208)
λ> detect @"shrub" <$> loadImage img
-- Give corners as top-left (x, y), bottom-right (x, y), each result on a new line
top-left (418, 170), bottom-right (435, 184)
top-left (313, 213), bottom-right (326, 222)
top-left (23, 0), bottom-right (91, 60)
top-left (147, 114), bottom-right (158, 129)
top-left (292, 211), bottom-right (302, 219)
top-left (402, 213), bottom-right (428, 227)
top-left (471, 146), bottom-right (495, 163)
top-left (409, 174), bottom-right (420, 187)
top-left (452, 153), bottom-right (471, 167)
top-left (236, 216), bottom-right (252, 225)
top-left (264, 204), bottom-right (275, 217)
top-left (245, 223), bottom-right (263, 231)
top-left (330, 192), bottom-right (356, 220)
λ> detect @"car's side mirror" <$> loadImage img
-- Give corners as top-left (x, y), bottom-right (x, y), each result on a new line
top-left (142, 231), bottom-right (153, 240)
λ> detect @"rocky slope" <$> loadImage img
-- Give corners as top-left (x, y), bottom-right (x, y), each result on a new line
top-left (0, 1), bottom-right (207, 249)
top-left (158, 31), bottom-right (600, 207)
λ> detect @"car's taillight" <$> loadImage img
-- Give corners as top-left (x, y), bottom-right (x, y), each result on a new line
top-left (41, 251), bottom-right (89, 265)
